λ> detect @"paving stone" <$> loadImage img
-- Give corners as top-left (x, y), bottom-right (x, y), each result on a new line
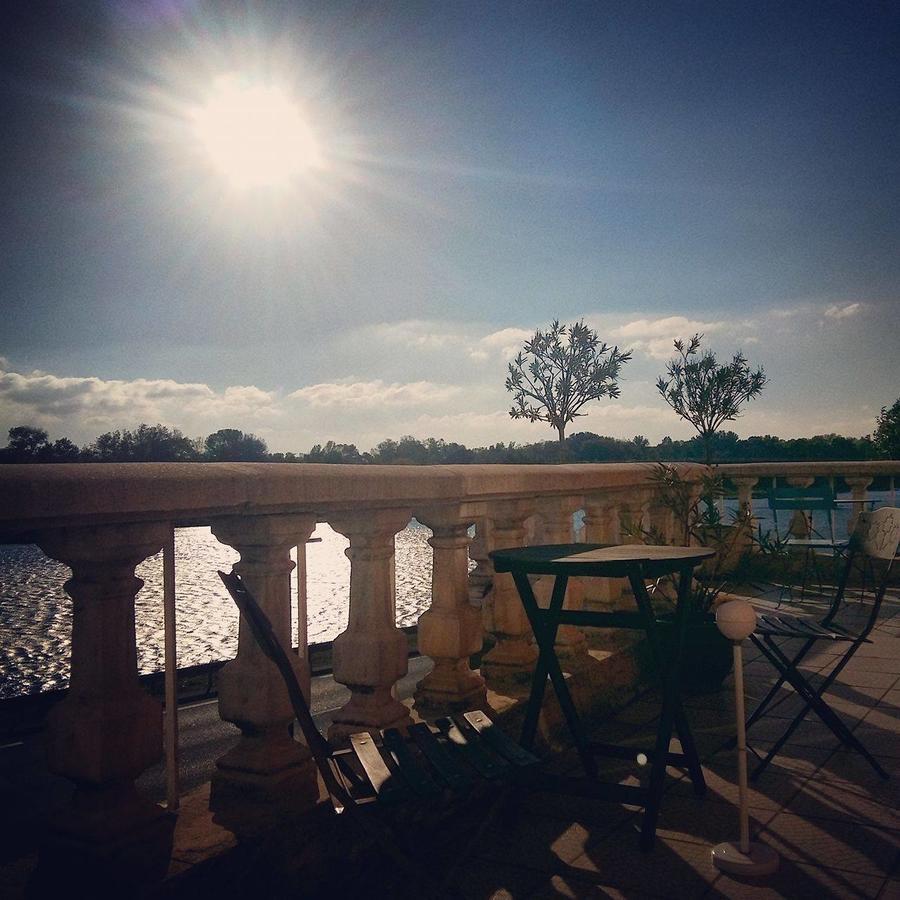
top-left (784, 778), bottom-right (900, 830)
top-left (565, 829), bottom-right (718, 896)
top-left (760, 812), bottom-right (899, 877)
top-left (708, 859), bottom-right (886, 899)
top-left (667, 767), bottom-right (803, 812)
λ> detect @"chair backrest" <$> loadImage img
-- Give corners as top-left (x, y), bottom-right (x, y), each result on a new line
top-left (766, 483), bottom-right (836, 511)
top-left (853, 507), bottom-right (900, 561)
top-left (825, 508), bottom-right (900, 630)
top-left (767, 482), bottom-right (836, 542)
top-left (217, 569), bottom-right (348, 801)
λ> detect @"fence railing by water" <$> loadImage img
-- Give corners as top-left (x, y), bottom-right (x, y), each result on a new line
top-left (0, 458), bottom-right (897, 888)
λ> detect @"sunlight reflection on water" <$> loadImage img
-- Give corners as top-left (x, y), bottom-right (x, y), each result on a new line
top-left (0, 521), bottom-right (434, 698)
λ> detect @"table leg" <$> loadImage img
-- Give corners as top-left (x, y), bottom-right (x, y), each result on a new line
top-left (513, 571), bottom-right (597, 778)
top-left (629, 564), bottom-right (705, 850)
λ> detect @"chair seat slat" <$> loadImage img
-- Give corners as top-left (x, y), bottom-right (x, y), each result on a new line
top-left (408, 723), bottom-right (474, 792)
top-left (381, 728), bottom-right (443, 798)
top-left (463, 710), bottom-right (540, 768)
top-left (350, 732), bottom-right (408, 803)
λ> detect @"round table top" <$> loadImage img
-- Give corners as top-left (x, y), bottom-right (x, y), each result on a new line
top-left (490, 542), bottom-right (716, 579)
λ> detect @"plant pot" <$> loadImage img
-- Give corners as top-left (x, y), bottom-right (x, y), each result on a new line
top-left (654, 613), bottom-right (734, 694)
top-left (679, 616), bottom-right (734, 694)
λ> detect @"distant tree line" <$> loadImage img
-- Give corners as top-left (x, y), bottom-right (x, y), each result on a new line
top-left (0, 422), bottom-right (891, 465)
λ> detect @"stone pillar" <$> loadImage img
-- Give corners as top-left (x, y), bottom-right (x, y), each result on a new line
top-left (328, 508), bottom-right (413, 741)
top-left (210, 514), bottom-right (319, 815)
top-left (786, 475), bottom-right (815, 537)
top-left (845, 476), bottom-right (874, 535)
top-left (536, 496), bottom-right (589, 668)
top-left (35, 523), bottom-right (174, 886)
top-left (582, 492), bottom-right (623, 609)
top-left (480, 499), bottom-right (538, 687)
top-left (414, 506), bottom-right (486, 713)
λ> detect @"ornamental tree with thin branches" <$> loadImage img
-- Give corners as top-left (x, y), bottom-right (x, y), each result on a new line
top-left (656, 334), bottom-right (767, 465)
top-left (506, 320), bottom-right (632, 444)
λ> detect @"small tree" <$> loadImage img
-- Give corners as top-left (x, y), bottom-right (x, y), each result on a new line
top-left (506, 320), bottom-right (631, 444)
top-left (873, 398), bottom-right (900, 459)
top-left (656, 334), bottom-right (767, 465)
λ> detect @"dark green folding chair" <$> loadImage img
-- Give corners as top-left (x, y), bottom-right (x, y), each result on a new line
top-left (745, 507), bottom-right (900, 779)
top-left (217, 569), bottom-right (539, 897)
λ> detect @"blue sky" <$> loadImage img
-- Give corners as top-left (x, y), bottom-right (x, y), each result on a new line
top-left (1, 1), bottom-right (897, 451)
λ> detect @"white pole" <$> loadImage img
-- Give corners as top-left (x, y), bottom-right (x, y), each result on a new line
top-left (163, 526), bottom-right (180, 811)
top-left (711, 600), bottom-right (779, 876)
top-left (732, 641), bottom-right (750, 855)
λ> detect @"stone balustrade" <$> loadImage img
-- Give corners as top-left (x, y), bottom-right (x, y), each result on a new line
top-left (1, 458), bottom-right (897, 888)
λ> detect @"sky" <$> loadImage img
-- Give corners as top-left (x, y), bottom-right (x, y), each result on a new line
top-left (1, 0), bottom-right (898, 453)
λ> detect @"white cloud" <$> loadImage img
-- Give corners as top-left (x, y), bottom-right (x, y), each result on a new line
top-left (824, 302), bottom-right (863, 319)
top-left (468, 327), bottom-right (533, 362)
top-left (288, 379), bottom-right (461, 408)
top-left (606, 315), bottom-right (725, 359)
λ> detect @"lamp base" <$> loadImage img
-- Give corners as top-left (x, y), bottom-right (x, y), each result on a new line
top-left (711, 841), bottom-right (779, 877)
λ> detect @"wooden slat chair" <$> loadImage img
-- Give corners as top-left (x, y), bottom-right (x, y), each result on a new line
top-left (217, 569), bottom-right (538, 896)
top-left (744, 507), bottom-right (900, 780)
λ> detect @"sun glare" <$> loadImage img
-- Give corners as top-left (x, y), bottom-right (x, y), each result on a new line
top-left (191, 74), bottom-right (320, 189)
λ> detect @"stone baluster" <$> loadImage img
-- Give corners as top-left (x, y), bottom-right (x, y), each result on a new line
top-left (581, 491), bottom-right (623, 609)
top-left (732, 476), bottom-right (759, 521)
top-left (480, 499), bottom-right (538, 687)
top-left (35, 523), bottom-right (174, 886)
top-left (786, 475), bottom-right (815, 537)
top-left (468, 516), bottom-right (493, 607)
top-left (536, 495), bottom-right (589, 668)
top-left (210, 514), bottom-right (319, 817)
top-left (328, 509), bottom-right (414, 740)
top-left (619, 489), bottom-right (650, 544)
top-left (732, 474), bottom-right (759, 555)
top-left (845, 475), bottom-right (874, 535)
top-left (414, 506), bottom-right (486, 713)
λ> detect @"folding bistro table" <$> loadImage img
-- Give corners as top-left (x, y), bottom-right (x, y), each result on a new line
top-left (490, 542), bottom-right (716, 850)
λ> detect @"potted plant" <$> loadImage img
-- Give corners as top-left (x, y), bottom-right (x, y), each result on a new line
top-left (623, 463), bottom-right (753, 693)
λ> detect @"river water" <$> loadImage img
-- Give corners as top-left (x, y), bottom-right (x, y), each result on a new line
top-left (0, 521), bottom-right (434, 699)
top-left (0, 494), bottom-right (888, 699)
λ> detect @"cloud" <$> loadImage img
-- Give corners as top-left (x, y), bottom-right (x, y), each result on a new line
top-left (606, 315), bottom-right (726, 359)
top-left (367, 320), bottom-right (462, 350)
top-left (824, 302), bottom-right (863, 319)
top-left (0, 362), bottom-right (278, 442)
top-left (468, 327), bottom-right (533, 362)
top-left (288, 379), bottom-right (461, 408)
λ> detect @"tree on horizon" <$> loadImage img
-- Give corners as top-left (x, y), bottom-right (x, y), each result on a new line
top-left (656, 334), bottom-right (767, 465)
top-left (505, 320), bottom-right (632, 444)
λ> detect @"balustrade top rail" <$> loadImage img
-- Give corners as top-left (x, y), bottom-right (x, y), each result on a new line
top-left (0, 461), bottom-right (678, 537)
top-left (716, 461), bottom-right (898, 480)
top-left (3, 460), bottom-right (896, 540)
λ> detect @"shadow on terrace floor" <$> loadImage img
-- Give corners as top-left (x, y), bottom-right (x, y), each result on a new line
top-left (154, 590), bottom-right (900, 900)
top-left (4, 592), bottom-right (899, 899)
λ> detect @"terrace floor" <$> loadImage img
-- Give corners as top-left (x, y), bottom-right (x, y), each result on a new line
top-left (2, 590), bottom-right (898, 899)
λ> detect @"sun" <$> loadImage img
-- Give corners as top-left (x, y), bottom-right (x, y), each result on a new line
top-left (190, 74), bottom-right (320, 189)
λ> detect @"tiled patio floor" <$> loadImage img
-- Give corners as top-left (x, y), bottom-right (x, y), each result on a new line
top-left (456, 592), bottom-right (900, 899)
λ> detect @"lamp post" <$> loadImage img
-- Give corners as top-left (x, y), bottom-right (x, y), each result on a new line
top-left (711, 599), bottom-right (779, 876)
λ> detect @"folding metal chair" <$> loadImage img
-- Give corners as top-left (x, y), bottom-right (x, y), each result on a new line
top-left (217, 569), bottom-right (539, 897)
top-left (745, 507), bottom-right (900, 780)
top-left (766, 481), bottom-right (845, 603)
